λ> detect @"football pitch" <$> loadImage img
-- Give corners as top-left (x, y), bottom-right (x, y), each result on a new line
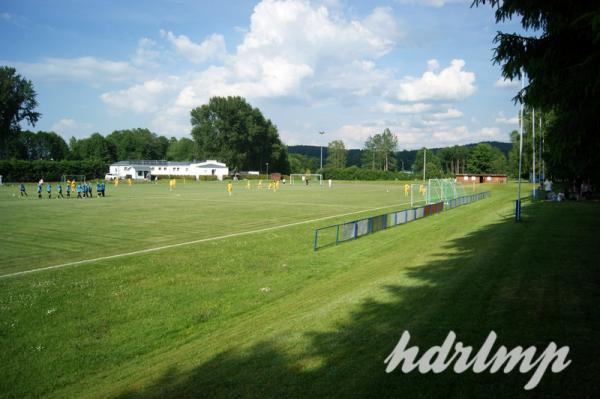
top-left (0, 180), bottom-right (598, 398)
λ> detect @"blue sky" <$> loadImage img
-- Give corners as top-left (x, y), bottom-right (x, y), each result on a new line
top-left (1, 0), bottom-right (525, 149)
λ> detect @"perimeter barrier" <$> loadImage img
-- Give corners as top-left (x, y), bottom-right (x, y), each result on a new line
top-left (314, 191), bottom-right (490, 251)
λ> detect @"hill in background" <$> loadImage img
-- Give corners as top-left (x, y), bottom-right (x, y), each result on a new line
top-left (288, 141), bottom-right (512, 171)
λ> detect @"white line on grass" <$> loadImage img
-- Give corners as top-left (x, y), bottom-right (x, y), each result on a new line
top-left (0, 201), bottom-right (412, 279)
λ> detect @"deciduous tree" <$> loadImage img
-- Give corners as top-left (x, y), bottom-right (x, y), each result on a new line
top-left (0, 67), bottom-right (40, 159)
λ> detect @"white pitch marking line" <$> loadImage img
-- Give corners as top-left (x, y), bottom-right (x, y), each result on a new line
top-left (0, 201), bottom-right (412, 279)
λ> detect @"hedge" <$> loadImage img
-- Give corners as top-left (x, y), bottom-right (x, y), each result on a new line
top-left (0, 160), bottom-right (109, 182)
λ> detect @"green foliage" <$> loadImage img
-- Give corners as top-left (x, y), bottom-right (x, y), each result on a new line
top-left (69, 133), bottom-right (117, 162)
top-left (166, 137), bottom-right (199, 161)
top-left (106, 128), bottom-right (169, 161)
top-left (190, 96), bottom-right (290, 174)
top-left (322, 166), bottom-right (412, 180)
top-left (0, 66), bottom-right (41, 159)
top-left (326, 140), bottom-right (347, 169)
top-left (412, 148), bottom-right (446, 178)
top-left (436, 145), bottom-right (469, 175)
top-left (467, 143), bottom-right (507, 174)
top-left (11, 130), bottom-right (70, 161)
top-left (0, 159), bottom-right (108, 181)
top-left (473, 0), bottom-right (600, 183)
top-left (289, 153), bottom-right (319, 174)
top-left (362, 128), bottom-right (398, 171)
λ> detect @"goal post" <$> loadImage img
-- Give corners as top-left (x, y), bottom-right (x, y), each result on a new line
top-left (61, 175), bottom-right (86, 183)
top-left (410, 183), bottom-right (427, 207)
top-left (290, 174), bottom-right (323, 185)
top-left (427, 178), bottom-right (466, 204)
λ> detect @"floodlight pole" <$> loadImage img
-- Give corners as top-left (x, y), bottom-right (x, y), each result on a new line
top-left (516, 70), bottom-right (525, 222)
top-left (423, 148), bottom-right (427, 181)
top-left (319, 131), bottom-right (325, 170)
top-left (540, 116), bottom-right (543, 182)
top-left (532, 108), bottom-right (536, 185)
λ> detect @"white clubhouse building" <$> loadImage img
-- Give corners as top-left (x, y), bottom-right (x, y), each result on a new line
top-left (108, 160), bottom-right (229, 181)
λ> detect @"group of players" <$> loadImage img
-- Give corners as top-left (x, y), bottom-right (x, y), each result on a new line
top-left (19, 179), bottom-right (107, 199)
top-left (403, 183), bottom-right (427, 197)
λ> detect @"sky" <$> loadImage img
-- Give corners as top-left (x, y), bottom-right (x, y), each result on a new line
top-left (1, 0), bottom-right (526, 150)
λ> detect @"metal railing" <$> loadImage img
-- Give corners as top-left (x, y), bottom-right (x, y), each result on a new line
top-left (313, 191), bottom-right (490, 251)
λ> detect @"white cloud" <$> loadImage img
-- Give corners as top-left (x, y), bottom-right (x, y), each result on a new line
top-left (477, 126), bottom-right (502, 139)
top-left (51, 118), bottom-right (93, 138)
top-left (378, 102), bottom-right (432, 114)
top-left (395, 0), bottom-right (469, 7)
top-left (6, 57), bottom-right (139, 84)
top-left (388, 59), bottom-right (476, 102)
top-left (161, 30), bottom-right (227, 63)
top-left (495, 111), bottom-right (519, 124)
top-left (102, 0), bottom-right (405, 135)
top-left (100, 79), bottom-right (174, 113)
top-left (132, 38), bottom-right (161, 67)
top-left (494, 77), bottom-right (519, 89)
top-left (430, 107), bottom-right (463, 120)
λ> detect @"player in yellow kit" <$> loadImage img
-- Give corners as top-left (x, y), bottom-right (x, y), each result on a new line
top-left (227, 181), bottom-right (233, 196)
top-left (404, 184), bottom-right (410, 197)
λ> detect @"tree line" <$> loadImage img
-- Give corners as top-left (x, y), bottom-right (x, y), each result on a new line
top-left (289, 134), bottom-right (512, 179)
top-left (1, 67), bottom-right (291, 176)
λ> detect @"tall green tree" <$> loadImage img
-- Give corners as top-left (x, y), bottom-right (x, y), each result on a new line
top-left (12, 130), bottom-right (69, 160)
top-left (467, 143), bottom-right (506, 174)
top-left (190, 96), bottom-right (290, 173)
top-left (0, 67), bottom-right (41, 159)
top-left (70, 133), bottom-right (117, 162)
top-left (473, 0), bottom-right (600, 183)
top-left (380, 128), bottom-right (398, 171)
top-left (166, 137), bottom-right (199, 161)
top-left (326, 140), bottom-right (347, 169)
top-left (362, 135), bottom-right (379, 170)
top-left (412, 148), bottom-right (442, 177)
top-left (106, 128), bottom-right (169, 160)
top-left (361, 129), bottom-right (398, 171)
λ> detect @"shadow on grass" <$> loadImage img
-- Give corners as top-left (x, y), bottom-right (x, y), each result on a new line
top-left (117, 201), bottom-right (600, 399)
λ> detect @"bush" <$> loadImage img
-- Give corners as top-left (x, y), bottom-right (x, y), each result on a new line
top-left (0, 160), bottom-right (108, 182)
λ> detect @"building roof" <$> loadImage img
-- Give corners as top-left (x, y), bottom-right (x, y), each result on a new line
top-left (193, 163), bottom-right (227, 169)
top-left (111, 160), bottom-right (227, 168)
top-left (456, 173), bottom-right (507, 177)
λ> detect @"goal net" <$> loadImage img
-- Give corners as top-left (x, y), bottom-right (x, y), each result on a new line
top-left (427, 178), bottom-right (465, 204)
top-left (410, 183), bottom-right (427, 207)
top-left (61, 175), bottom-right (86, 183)
top-left (290, 174), bottom-right (323, 185)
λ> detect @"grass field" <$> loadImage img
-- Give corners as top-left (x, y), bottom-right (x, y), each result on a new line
top-left (0, 180), bottom-right (598, 398)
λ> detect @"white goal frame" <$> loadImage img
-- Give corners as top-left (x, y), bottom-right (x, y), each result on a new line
top-left (61, 174), bottom-right (86, 183)
top-left (290, 174), bottom-right (323, 185)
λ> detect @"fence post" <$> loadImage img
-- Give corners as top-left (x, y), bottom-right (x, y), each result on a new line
top-left (336, 225), bottom-right (340, 244)
top-left (353, 221), bottom-right (358, 240)
top-left (313, 229), bottom-right (318, 251)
